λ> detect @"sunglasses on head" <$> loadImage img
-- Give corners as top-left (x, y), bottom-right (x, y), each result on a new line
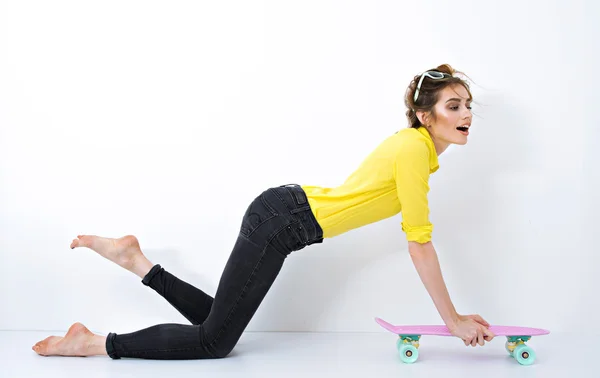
top-left (413, 71), bottom-right (451, 102)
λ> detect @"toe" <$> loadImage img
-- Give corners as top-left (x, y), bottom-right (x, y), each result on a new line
top-left (35, 339), bottom-right (50, 355)
top-left (36, 336), bottom-right (61, 356)
top-left (35, 336), bottom-right (52, 345)
top-left (71, 236), bottom-right (91, 249)
top-left (70, 239), bottom-right (80, 249)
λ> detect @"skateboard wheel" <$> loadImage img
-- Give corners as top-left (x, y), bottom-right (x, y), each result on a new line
top-left (398, 345), bottom-right (419, 364)
top-left (513, 344), bottom-right (536, 365)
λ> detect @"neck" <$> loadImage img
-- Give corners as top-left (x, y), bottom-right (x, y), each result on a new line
top-left (430, 135), bottom-right (450, 156)
top-left (419, 126), bottom-right (450, 156)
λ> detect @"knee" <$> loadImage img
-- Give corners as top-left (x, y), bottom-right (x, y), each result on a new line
top-left (207, 337), bottom-right (237, 359)
top-left (211, 343), bottom-right (234, 359)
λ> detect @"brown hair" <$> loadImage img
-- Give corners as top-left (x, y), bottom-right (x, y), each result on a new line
top-left (404, 64), bottom-right (473, 129)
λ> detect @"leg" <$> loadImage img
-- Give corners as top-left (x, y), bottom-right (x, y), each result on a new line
top-left (104, 228), bottom-right (292, 359)
top-left (102, 188), bottom-right (305, 359)
top-left (71, 234), bottom-right (215, 325)
top-left (32, 233), bottom-right (267, 359)
top-left (33, 186), bottom-right (322, 359)
top-left (32, 234), bottom-right (216, 357)
top-left (140, 264), bottom-right (214, 325)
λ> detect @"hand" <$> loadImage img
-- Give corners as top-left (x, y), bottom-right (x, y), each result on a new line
top-left (449, 314), bottom-right (495, 347)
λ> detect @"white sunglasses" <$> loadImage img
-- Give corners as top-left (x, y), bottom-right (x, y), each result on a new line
top-left (413, 71), bottom-right (451, 102)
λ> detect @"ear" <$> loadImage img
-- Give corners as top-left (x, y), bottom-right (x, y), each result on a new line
top-left (416, 110), bottom-right (429, 125)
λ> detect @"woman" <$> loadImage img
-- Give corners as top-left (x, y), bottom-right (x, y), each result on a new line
top-left (32, 63), bottom-right (495, 359)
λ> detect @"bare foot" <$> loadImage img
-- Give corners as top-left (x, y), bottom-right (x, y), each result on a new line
top-left (32, 323), bottom-right (107, 357)
top-left (70, 234), bottom-right (153, 277)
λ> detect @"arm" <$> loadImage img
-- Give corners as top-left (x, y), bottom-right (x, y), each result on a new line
top-left (408, 241), bottom-right (459, 330)
top-left (395, 141), bottom-right (494, 345)
top-left (393, 140), bottom-right (458, 329)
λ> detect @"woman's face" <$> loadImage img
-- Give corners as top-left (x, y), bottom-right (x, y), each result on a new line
top-left (419, 84), bottom-right (473, 154)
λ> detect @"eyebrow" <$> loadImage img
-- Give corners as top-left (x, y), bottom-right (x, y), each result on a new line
top-left (446, 97), bottom-right (472, 103)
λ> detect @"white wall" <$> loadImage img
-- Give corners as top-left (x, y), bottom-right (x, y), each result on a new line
top-left (1, 0), bottom-right (598, 335)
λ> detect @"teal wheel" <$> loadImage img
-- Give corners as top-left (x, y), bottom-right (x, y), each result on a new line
top-left (513, 344), bottom-right (536, 365)
top-left (398, 345), bottom-right (419, 364)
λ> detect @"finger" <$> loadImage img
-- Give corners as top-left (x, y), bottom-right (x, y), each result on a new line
top-left (471, 314), bottom-right (489, 327)
top-left (464, 335), bottom-right (472, 347)
top-left (477, 329), bottom-right (484, 346)
top-left (470, 333), bottom-right (477, 347)
top-left (483, 328), bottom-right (495, 342)
top-left (475, 329), bottom-right (481, 347)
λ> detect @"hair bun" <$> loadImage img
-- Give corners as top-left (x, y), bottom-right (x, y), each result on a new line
top-left (434, 63), bottom-right (456, 77)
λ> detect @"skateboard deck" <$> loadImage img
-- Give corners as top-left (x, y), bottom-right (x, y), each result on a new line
top-left (375, 317), bottom-right (550, 365)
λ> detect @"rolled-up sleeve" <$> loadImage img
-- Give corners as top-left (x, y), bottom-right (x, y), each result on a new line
top-left (393, 140), bottom-right (433, 244)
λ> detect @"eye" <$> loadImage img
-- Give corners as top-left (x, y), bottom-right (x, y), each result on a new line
top-left (450, 105), bottom-right (472, 110)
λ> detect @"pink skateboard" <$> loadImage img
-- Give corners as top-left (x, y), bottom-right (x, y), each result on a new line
top-left (375, 317), bottom-right (550, 365)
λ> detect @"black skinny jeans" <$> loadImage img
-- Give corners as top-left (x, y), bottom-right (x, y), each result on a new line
top-left (105, 184), bottom-right (324, 359)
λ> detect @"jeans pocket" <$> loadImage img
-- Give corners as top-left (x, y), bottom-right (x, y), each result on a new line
top-left (285, 222), bottom-right (308, 252)
top-left (239, 192), bottom-right (278, 237)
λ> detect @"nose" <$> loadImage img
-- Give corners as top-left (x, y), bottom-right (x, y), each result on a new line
top-left (462, 106), bottom-right (472, 120)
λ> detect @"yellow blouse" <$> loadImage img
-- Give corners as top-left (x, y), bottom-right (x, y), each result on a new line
top-left (302, 126), bottom-right (439, 244)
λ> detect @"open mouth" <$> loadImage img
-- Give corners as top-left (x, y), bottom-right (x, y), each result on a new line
top-left (456, 126), bottom-right (469, 135)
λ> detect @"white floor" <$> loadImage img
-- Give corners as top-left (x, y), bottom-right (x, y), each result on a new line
top-left (1, 330), bottom-right (595, 377)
